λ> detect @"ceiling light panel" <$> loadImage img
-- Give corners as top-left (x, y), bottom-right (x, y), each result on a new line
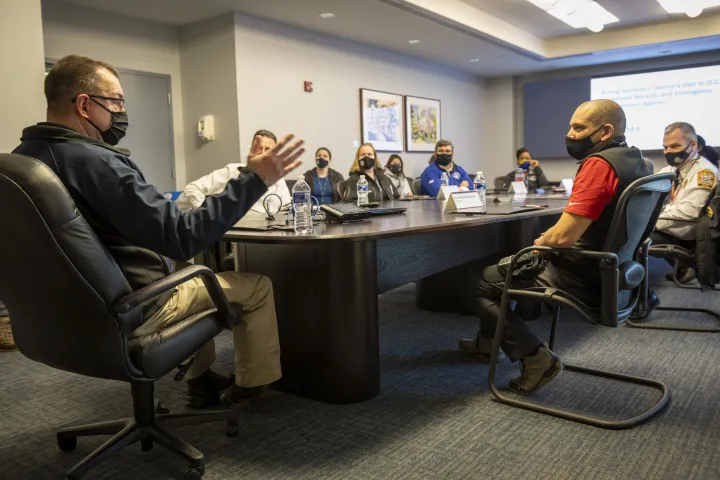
top-left (525, 0), bottom-right (619, 33)
top-left (656, 0), bottom-right (720, 18)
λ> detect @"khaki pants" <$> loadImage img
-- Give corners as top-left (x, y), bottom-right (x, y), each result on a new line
top-left (131, 272), bottom-right (282, 387)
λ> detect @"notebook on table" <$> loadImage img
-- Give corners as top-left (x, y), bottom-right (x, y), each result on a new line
top-left (450, 205), bottom-right (546, 216)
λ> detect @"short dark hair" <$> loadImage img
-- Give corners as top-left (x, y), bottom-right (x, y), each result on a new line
top-left (44, 54), bottom-right (119, 111)
top-left (435, 139), bottom-right (454, 152)
top-left (253, 129), bottom-right (277, 144)
top-left (385, 154), bottom-right (403, 171)
top-left (516, 147), bottom-right (530, 160)
top-left (315, 147), bottom-right (332, 159)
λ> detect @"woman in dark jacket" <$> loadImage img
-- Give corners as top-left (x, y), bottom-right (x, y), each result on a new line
top-left (344, 143), bottom-right (399, 202)
top-left (303, 147), bottom-right (344, 204)
top-left (503, 147), bottom-right (549, 191)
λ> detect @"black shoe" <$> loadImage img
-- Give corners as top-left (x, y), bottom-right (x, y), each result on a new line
top-left (186, 370), bottom-right (234, 408)
top-left (220, 383), bottom-right (269, 408)
top-left (631, 290), bottom-right (660, 320)
top-left (458, 333), bottom-right (506, 363)
top-left (509, 345), bottom-right (563, 395)
top-left (666, 267), bottom-right (696, 285)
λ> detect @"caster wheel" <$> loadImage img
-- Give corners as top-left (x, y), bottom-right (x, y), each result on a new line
top-left (141, 438), bottom-right (153, 452)
top-left (57, 435), bottom-right (77, 452)
top-left (155, 402), bottom-right (170, 415)
top-left (226, 419), bottom-right (239, 437)
top-left (185, 466), bottom-right (204, 479)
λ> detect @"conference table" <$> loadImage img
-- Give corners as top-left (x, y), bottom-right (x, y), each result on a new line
top-left (222, 194), bottom-right (568, 404)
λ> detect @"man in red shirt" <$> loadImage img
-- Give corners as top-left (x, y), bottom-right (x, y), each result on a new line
top-left (460, 100), bottom-right (651, 395)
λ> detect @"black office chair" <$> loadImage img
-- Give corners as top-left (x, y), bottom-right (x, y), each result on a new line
top-left (411, 178), bottom-right (422, 196)
top-left (628, 238), bottom-right (720, 333)
top-left (337, 179), bottom-right (348, 201)
top-left (494, 176), bottom-right (509, 190)
top-left (488, 172), bottom-right (674, 429)
top-left (0, 154), bottom-right (239, 479)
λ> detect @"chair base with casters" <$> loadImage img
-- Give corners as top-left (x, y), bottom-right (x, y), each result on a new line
top-left (487, 246), bottom-right (671, 430)
top-left (58, 382), bottom-right (238, 480)
top-left (626, 244), bottom-right (720, 333)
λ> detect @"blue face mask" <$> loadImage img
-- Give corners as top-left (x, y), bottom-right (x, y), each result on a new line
top-left (519, 161), bottom-right (531, 170)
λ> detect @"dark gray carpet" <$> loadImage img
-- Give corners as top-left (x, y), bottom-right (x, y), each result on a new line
top-left (2, 259), bottom-right (720, 480)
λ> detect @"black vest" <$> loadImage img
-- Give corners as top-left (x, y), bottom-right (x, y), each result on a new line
top-left (552, 143), bottom-right (651, 290)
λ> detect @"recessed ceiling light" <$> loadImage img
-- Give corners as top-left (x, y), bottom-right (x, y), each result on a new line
top-left (658, 50), bottom-right (672, 54)
top-left (318, 12), bottom-right (335, 19)
top-left (408, 40), bottom-right (420, 44)
top-left (470, 58), bottom-right (480, 63)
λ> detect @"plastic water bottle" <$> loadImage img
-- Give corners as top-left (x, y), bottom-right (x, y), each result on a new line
top-left (440, 172), bottom-right (449, 186)
top-left (474, 171), bottom-right (487, 208)
top-left (292, 176), bottom-right (312, 235)
top-left (514, 168), bottom-right (525, 184)
top-left (357, 175), bottom-right (369, 207)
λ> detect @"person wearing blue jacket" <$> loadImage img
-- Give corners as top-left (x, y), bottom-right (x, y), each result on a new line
top-left (420, 139), bottom-right (474, 197)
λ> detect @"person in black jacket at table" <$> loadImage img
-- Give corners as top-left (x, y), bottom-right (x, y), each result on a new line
top-left (303, 147), bottom-right (344, 204)
top-left (343, 143), bottom-right (399, 202)
top-left (502, 147), bottom-right (550, 191)
top-left (12, 55), bottom-right (306, 408)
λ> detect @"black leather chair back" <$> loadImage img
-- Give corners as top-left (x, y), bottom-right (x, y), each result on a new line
top-left (411, 178), bottom-right (421, 196)
top-left (494, 176), bottom-right (509, 190)
top-left (0, 154), bottom-right (142, 381)
top-left (337, 179), bottom-right (348, 201)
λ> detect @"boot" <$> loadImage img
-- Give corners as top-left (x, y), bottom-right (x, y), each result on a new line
top-left (0, 316), bottom-right (17, 351)
top-left (509, 345), bottom-right (563, 395)
top-left (186, 370), bottom-right (234, 408)
top-left (458, 332), bottom-right (506, 363)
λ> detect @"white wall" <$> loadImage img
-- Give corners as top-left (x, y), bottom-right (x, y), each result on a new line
top-left (41, 0), bottom-right (188, 187)
top-left (233, 13), bottom-right (486, 180)
top-left (514, 50), bottom-right (720, 180)
top-left (0, 0), bottom-right (46, 152)
top-left (179, 14), bottom-right (241, 183)
top-left (484, 77), bottom-right (516, 182)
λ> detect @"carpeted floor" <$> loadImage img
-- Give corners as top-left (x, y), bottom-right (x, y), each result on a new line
top-left (2, 259), bottom-right (720, 480)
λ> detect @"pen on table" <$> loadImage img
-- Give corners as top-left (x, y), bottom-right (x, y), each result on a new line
top-left (524, 204), bottom-right (547, 208)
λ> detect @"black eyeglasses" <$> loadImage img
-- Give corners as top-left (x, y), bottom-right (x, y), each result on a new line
top-left (72, 95), bottom-right (125, 108)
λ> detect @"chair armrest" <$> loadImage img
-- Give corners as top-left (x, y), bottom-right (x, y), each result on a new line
top-left (503, 245), bottom-right (618, 284)
top-left (113, 265), bottom-right (235, 327)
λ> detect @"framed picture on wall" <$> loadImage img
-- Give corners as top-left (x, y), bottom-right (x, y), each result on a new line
top-left (405, 95), bottom-right (441, 152)
top-left (360, 88), bottom-right (405, 152)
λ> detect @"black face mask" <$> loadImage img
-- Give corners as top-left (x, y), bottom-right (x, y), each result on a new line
top-left (359, 156), bottom-right (375, 170)
top-left (88, 97), bottom-right (128, 146)
top-left (388, 164), bottom-right (402, 174)
top-left (316, 159), bottom-right (329, 168)
top-left (436, 153), bottom-right (453, 167)
top-left (565, 125), bottom-right (605, 160)
top-left (665, 144), bottom-right (693, 167)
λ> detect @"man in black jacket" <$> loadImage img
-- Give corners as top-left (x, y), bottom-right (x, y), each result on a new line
top-left (13, 55), bottom-right (305, 407)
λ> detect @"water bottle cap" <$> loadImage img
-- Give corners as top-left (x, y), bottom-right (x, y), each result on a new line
top-left (477, 171), bottom-right (483, 175)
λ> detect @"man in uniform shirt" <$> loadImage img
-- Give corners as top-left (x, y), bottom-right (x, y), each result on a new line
top-left (653, 122), bottom-right (717, 284)
top-left (181, 130), bottom-right (292, 214)
top-left (460, 100), bottom-right (651, 395)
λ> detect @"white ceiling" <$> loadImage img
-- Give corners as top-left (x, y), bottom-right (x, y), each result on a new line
top-left (460, 0), bottom-right (692, 38)
top-left (46, 0), bottom-right (720, 76)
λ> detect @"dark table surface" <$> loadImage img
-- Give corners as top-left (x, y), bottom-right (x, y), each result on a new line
top-left (224, 194), bottom-right (569, 242)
